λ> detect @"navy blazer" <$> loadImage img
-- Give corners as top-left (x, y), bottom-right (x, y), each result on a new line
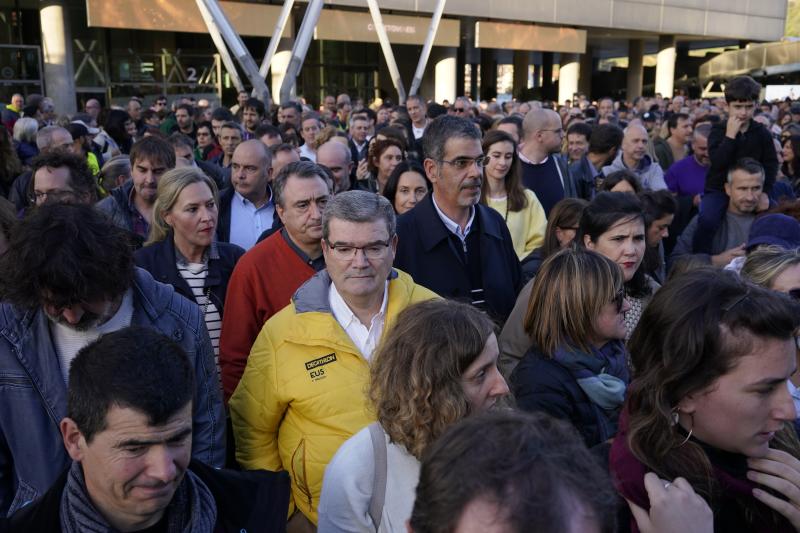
top-left (134, 234), bottom-right (245, 318)
top-left (394, 194), bottom-right (521, 322)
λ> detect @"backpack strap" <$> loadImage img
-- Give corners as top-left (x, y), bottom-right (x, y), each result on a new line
top-left (367, 422), bottom-right (388, 530)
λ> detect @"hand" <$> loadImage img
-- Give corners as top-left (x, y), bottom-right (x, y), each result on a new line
top-left (748, 448), bottom-right (800, 529)
top-left (727, 115), bottom-right (745, 138)
top-left (356, 159), bottom-right (369, 181)
top-left (711, 243), bottom-right (746, 267)
top-left (757, 192), bottom-right (770, 212)
top-left (627, 473), bottom-right (713, 533)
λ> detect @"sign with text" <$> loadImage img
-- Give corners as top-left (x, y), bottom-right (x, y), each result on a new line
top-left (314, 10), bottom-right (459, 47)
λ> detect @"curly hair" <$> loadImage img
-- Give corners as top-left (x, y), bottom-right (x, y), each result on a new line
top-left (369, 299), bottom-right (494, 459)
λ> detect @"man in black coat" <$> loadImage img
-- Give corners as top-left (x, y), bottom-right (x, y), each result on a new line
top-left (394, 115), bottom-right (521, 323)
top-left (8, 326), bottom-right (289, 533)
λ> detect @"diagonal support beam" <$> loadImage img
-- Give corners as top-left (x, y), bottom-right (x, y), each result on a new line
top-left (196, 0), bottom-right (244, 93)
top-left (365, 0), bottom-right (406, 104)
top-left (408, 0), bottom-right (447, 97)
top-left (258, 0), bottom-right (295, 81)
top-left (279, 0), bottom-right (324, 104)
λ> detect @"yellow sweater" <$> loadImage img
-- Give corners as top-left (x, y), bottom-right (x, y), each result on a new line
top-left (486, 189), bottom-right (547, 259)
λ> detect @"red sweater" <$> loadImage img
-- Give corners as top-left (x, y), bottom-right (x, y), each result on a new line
top-left (220, 230), bottom-right (316, 401)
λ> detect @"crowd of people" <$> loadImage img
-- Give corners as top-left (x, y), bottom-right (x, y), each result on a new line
top-left (1, 74), bottom-right (800, 532)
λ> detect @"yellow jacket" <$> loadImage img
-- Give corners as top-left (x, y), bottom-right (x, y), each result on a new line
top-left (486, 189), bottom-right (547, 259)
top-left (229, 269), bottom-right (437, 524)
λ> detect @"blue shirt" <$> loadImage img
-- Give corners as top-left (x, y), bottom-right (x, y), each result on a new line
top-left (229, 188), bottom-right (275, 250)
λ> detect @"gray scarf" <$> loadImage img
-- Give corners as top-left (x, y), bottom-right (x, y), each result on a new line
top-left (60, 461), bottom-right (217, 533)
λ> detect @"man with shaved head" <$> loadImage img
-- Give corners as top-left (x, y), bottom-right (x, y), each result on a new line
top-left (316, 140), bottom-right (353, 192)
top-left (519, 108), bottom-right (579, 215)
top-left (602, 123), bottom-right (667, 190)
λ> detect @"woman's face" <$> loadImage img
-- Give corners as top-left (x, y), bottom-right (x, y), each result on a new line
top-left (584, 217), bottom-right (646, 281)
top-left (125, 120), bottom-right (137, 138)
top-left (163, 182), bottom-right (218, 252)
top-left (377, 146), bottom-right (403, 182)
top-left (646, 214), bottom-right (675, 248)
top-left (196, 126), bottom-right (213, 149)
top-left (591, 289), bottom-right (631, 347)
top-left (610, 180), bottom-right (636, 194)
top-left (770, 263), bottom-right (800, 294)
top-left (554, 225), bottom-right (578, 248)
top-left (394, 171), bottom-right (428, 215)
top-left (783, 140), bottom-right (795, 164)
top-left (485, 141), bottom-right (514, 182)
top-left (678, 335), bottom-right (796, 458)
top-left (460, 333), bottom-right (510, 412)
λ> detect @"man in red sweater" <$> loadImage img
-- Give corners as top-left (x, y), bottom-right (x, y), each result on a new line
top-left (220, 161), bottom-right (332, 401)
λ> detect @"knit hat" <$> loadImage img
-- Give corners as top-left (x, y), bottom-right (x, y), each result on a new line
top-left (746, 214), bottom-right (800, 251)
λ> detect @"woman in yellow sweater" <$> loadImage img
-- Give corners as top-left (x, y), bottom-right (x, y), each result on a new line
top-left (481, 129), bottom-right (547, 259)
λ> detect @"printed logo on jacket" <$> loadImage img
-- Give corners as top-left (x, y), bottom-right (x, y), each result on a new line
top-left (305, 353), bottom-right (337, 381)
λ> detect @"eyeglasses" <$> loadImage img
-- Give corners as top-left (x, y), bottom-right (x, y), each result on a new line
top-left (29, 189), bottom-right (77, 204)
top-left (325, 239), bottom-right (392, 260)
top-left (437, 156), bottom-right (490, 171)
top-left (613, 288), bottom-right (626, 313)
top-left (453, 107), bottom-right (467, 113)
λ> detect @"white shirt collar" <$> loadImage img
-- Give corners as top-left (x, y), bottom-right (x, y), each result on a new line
top-left (431, 193), bottom-right (475, 242)
top-left (518, 151), bottom-right (549, 165)
top-left (234, 186), bottom-right (272, 208)
top-left (328, 280), bottom-right (389, 360)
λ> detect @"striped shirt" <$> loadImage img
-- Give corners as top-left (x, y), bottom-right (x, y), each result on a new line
top-left (176, 259), bottom-right (222, 382)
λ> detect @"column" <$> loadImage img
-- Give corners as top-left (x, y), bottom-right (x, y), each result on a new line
top-left (541, 52), bottom-right (554, 100)
top-left (578, 47), bottom-right (592, 96)
top-left (479, 48), bottom-right (497, 101)
top-left (626, 39), bottom-right (644, 100)
top-left (433, 47), bottom-right (457, 104)
top-left (655, 35), bottom-right (676, 98)
top-left (40, 0), bottom-right (77, 114)
top-left (513, 50), bottom-right (530, 97)
top-left (557, 53), bottom-right (579, 105)
top-left (271, 38), bottom-right (293, 104)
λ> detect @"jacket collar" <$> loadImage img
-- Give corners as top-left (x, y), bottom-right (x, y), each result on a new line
top-left (146, 234), bottom-right (222, 290)
top-left (414, 193), bottom-right (504, 252)
top-left (292, 268), bottom-right (399, 314)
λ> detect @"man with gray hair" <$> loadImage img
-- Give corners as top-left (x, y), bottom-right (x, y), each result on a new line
top-left (394, 114), bottom-right (521, 323)
top-left (316, 139), bottom-right (353, 192)
top-left (602, 123), bottom-right (668, 191)
top-left (9, 125), bottom-right (75, 211)
top-left (230, 190), bottom-right (436, 528)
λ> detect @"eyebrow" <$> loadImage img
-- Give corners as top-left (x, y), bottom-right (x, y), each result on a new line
top-left (115, 427), bottom-right (192, 448)
top-left (329, 239), bottom-right (388, 247)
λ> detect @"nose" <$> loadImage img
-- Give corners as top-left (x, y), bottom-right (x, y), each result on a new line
top-left (490, 370), bottom-right (510, 399)
top-left (61, 305), bottom-right (85, 325)
top-left (145, 445), bottom-right (178, 484)
top-left (308, 201), bottom-right (322, 220)
top-left (661, 227), bottom-right (669, 239)
top-left (351, 248), bottom-right (370, 267)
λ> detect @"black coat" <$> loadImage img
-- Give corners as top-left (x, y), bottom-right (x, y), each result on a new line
top-left (511, 346), bottom-right (604, 447)
top-left (394, 194), bottom-right (521, 322)
top-left (134, 234), bottom-right (245, 318)
top-left (216, 186), bottom-right (281, 244)
top-left (7, 460), bottom-right (291, 532)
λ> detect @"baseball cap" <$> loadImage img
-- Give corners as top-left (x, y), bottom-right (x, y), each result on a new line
top-left (746, 214), bottom-right (800, 251)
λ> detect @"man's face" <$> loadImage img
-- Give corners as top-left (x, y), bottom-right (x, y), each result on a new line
top-left (48, 130), bottom-right (75, 153)
top-left (693, 134), bottom-right (710, 166)
top-left (672, 117), bottom-right (693, 143)
top-left (338, 103), bottom-right (352, 121)
top-left (237, 91), bottom-right (249, 106)
top-left (211, 119), bottom-right (225, 138)
top-left (350, 119), bottom-right (369, 144)
top-left (567, 133), bottom-right (589, 162)
top-left (127, 101), bottom-right (142, 121)
top-left (376, 108), bottom-right (390, 125)
top-left (278, 107), bottom-right (299, 128)
top-left (64, 405), bottom-right (192, 531)
top-left (535, 116), bottom-right (564, 153)
top-left (646, 213), bottom-right (674, 247)
top-left (276, 175), bottom-right (330, 249)
top-left (32, 166), bottom-right (79, 206)
top-left (242, 107), bottom-right (261, 131)
top-left (496, 123), bottom-right (519, 144)
top-left (322, 218), bottom-right (396, 303)
top-left (259, 133), bottom-right (282, 148)
top-left (426, 137), bottom-right (484, 213)
top-left (316, 143), bottom-right (352, 193)
top-left (272, 149), bottom-right (300, 178)
top-left (598, 98), bottom-right (613, 118)
top-left (724, 170), bottom-right (763, 215)
top-left (42, 294), bottom-right (120, 331)
top-left (728, 100), bottom-right (756, 125)
top-left (622, 126), bottom-right (649, 163)
top-left (132, 157), bottom-right (169, 205)
top-left (153, 99), bottom-right (167, 113)
top-left (301, 118), bottom-right (320, 146)
top-left (85, 100), bottom-right (101, 118)
top-left (671, 96), bottom-right (685, 112)
top-left (175, 109), bottom-right (192, 130)
top-left (407, 99), bottom-right (426, 123)
top-left (324, 96), bottom-right (336, 112)
top-left (231, 143), bottom-right (270, 203)
top-left (218, 127), bottom-right (242, 157)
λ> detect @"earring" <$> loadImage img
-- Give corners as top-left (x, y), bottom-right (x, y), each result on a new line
top-left (673, 410), bottom-right (693, 447)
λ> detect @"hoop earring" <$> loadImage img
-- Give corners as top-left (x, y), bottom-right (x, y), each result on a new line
top-left (672, 409), bottom-right (693, 447)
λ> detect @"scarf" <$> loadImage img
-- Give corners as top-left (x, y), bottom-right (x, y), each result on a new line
top-left (60, 461), bottom-right (217, 533)
top-left (553, 339), bottom-right (629, 441)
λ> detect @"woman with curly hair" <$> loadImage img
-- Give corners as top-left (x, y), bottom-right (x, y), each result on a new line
top-left (366, 137), bottom-right (405, 194)
top-left (317, 299), bottom-right (509, 532)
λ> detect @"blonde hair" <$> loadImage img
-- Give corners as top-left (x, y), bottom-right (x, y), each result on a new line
top-left (741, 245), bottom-right (800, 290)
top-left (524, 247), bottom-right (624, 356)
top-left (369, 299), bottom-right (494, 459)
top-left (145, 167), bottom-right (219, 246)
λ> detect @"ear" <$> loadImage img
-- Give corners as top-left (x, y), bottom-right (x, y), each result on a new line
top-left (61, 417), bottom-right (86, 462)
top-left (390, 233), bottom-right (399, 257)
top-left (275, 203), bottom-right (286, 224)
top-left (723, 181), bottom-right (732, 197)
top-left (422, 158), bottom-right (438, 185)
top-left (162, 210), bottom-right (174, 228)
top-left (676, 393), bottom-right (699, 417)
top-left (267, 166), bottom-right (274, 183)
top-left (583, 234), bottom-right (594, 249)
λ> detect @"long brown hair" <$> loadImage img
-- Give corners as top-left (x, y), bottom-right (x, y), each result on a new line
top-left (480, 129), bottom-right (528, 212)
top-left (626, 268), bottom-right (800, 506)
top-left (541, 198), bottom-right (588, 259)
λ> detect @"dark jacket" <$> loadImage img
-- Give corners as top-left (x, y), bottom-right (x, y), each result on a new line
top-left (13, 141), bottom-right (37, 167)
top-left (706, 119), bottom-right (778, 194)
top-left (569, 154), bottom-right (600, 200)
top-left (216, 186), bottom-right (281, 244)
top-left (520, 247), bottom-right (543, 285)
top-left (134, 234), bottom-right (245, 318)
top-left (511, 346), bottom-right (604, 447)
top-left (0, 268), bottom-right (226, 516)
top-left (394, 194), bottom-right (521, 322)
top-left (8, 171), bottom-right (31, 212)
top-left (7, 460), bottom-right (291, 533)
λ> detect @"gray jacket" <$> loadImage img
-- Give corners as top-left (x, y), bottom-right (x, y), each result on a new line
top-left (0, 267), bottom-right (225, 516)
top-left (602, 152), bottom-right (668, 191)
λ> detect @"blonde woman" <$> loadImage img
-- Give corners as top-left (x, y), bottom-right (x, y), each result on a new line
top-left (741, 245), bottom-right (800, 295)
top-left (318, 299), bottom-right (509, 532)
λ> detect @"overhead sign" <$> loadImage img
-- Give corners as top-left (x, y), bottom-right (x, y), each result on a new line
top-left (85, 0), bottom-right (293, 38)
top-left (475, 21), bottom-right (586, 54)
top-left (314, 10), bottom-right (460, 47)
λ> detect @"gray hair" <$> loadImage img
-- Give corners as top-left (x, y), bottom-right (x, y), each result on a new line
top-left (726, 157), bottom-right (765, 184)
top-left (322, 190), bottom-right (396, 240)
top-left (422, 115), bottom-right (481, 162)
top-left (36, 125), bottom-right (70, 150)
top-left (273, 160), bottom-right (333, 208)
top-left (13, 117), bottom-right (38, 143)
top-left (693, 122), bottom-right (712, 139)
top-left (406, 94), bottom-right (425, 106)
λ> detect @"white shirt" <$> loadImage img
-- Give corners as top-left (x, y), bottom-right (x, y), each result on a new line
top-left (329, 281), bottom-right (388, 361)
top-left (229, 189), bottom-right (275, 250)
top-left (432, 193), bottom-right (475, 252)
top-left (412, 123), bottom-right (426, 140)
top-left (299, 143), bottom-right (316, 162)
top-left (50, 288), bottom-right (135, 382)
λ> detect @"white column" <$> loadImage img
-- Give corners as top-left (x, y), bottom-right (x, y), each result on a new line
top-left (655, 35), bottom-right (676, 98)
top-left (558, 54), bottom-right (579, 106)
top-left (434, 48), bottom-right (457, 104)
top-left (40, 1), bottom-right (77, 114)
top-left (271, 39), bottom-right (293, 103)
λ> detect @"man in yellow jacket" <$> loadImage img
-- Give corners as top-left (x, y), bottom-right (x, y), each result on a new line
top-left (230, 191), bottom-right (437, 528)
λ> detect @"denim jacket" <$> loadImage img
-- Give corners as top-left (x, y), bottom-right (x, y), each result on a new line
top-left (0, 267), bottom-right (225, 516)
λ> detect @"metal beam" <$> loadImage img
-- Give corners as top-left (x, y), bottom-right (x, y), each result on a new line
top-left (195, 0), bottom-right (272, 105)
top-left (196, 0), bottom-right (244, 93)
top-left (365, 0), bottom-right (406, 104)
top-left (279, 0), bottom-right (323, 104)
top-left (409, 0), bottom-right (447, 97)
top-left (258, 0), bottom-right (295, 81)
